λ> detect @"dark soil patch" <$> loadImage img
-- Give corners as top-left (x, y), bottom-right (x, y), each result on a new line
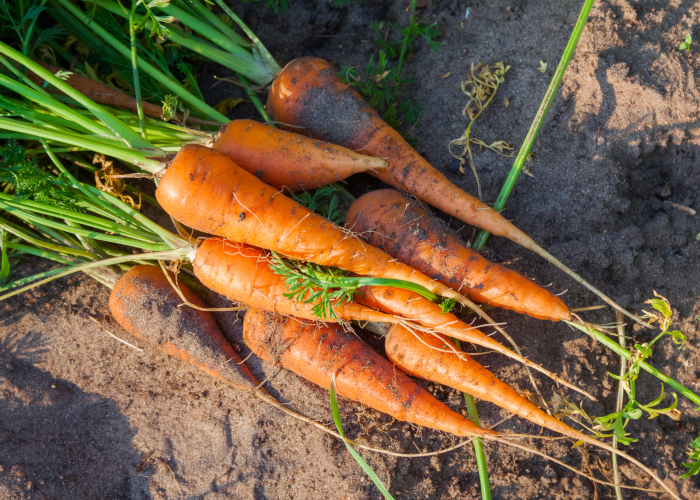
top-left (2, 0), bottom-right (700, 499)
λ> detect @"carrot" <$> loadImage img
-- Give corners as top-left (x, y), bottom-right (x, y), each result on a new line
top-left (191, 237), bottom-right (395, 324)
top-left (242, 308), bottom-right (494, 438)
top-left (212, 119), bottom-right (387, 191)
top-left (384, 324), bottom-right (680, 500)
top-left (155, 144), bottom-right (471, 307)
top-left (27, 62), bottom-right (165, 119)
top-left (265, 56), bottom-right (644, 326)
top-left (346, 189), bottom-right (572, 321)
top-left (109, 264), bottom-right (261, 390)
top-left (26, 62), bottom-right (215, 126)
top-left (385, 324), bottom-right (590, 441)
top-left (355, 285), bottom-right (592, 399)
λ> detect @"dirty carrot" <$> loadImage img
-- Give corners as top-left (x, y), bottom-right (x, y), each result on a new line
top-left (384, 324), bottom-right (680, 500)
top-left (242, 308), bottom-right (494, 438)
top-left (109, 264), bottom-right (261, 390)
top-left (212, 119), bottom-right (388, 191)
top-left (265, 56), bottom-right (646, 327)
top-left (156, 144), bottom-right (470, 307)
top-left (356, 285), bottom-right (592, 400)
top-left (191, 237), bottom-right (396, 324)
top-left (347, 189), bottom-right (572, 321)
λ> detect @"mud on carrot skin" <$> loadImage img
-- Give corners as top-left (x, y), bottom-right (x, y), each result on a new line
top-left (265, 56), bottom-right (648, 328)
top-left (242, 308), bottom-right (495, 438)
top-left (346, 189), bottom-right (572, 321)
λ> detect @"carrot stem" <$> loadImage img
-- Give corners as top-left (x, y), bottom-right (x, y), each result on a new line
top-left (566, 321), bottom-right (700, 408)
top-left (454, 339), bottom-right (492, 500)
top-left (472, 0), bottom-right (595, 250)
top-left (612, 311), bottom-right (626, 500)
top-left (128, 1), bottom-right (147, 140)
top-left (54, 0), bottom-right (229, 123)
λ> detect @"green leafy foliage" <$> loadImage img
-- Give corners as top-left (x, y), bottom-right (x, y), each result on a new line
top-left (681, 435), bottom-right (700, 479)
top-left (292, 185), bottom-right (345, 225)
top-left (592, 293), bottom-right (684, 445)
top-left (439, 298), bottom-right (456, 314)
top-left (268, 252), bottom-right (357, 321)
top-left (0, 141), bottom-right (84, 212)
top-left (340, 4), bottom-right (441, 140)
top-left (330, 376), bottom-right (395, 500)
top-left (0, 0), bottom-right (65, 57)
top-left (679, 33), bottom-right (692, 53)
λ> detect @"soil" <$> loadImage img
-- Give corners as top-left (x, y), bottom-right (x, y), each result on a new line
top-left (2, 0), bottom-right (700, 498)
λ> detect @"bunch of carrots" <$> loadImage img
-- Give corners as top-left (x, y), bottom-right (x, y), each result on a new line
top-left (0, 3), bottom-right (695, 497)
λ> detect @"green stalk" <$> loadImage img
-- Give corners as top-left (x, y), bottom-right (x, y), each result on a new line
top-left (213, 0), bottom-right (281, 75)
top-left (395, 0), bottom-right (417, 82)
top-left (90, 0), bottom-right (274, 86)
top-left (169, 0), bottom-right (249, 47)
top-left (54, 0), bottom-right (229, 123)
top-left (0, 118), bottom-right (164, 172)
top-left (566, 321), bottom-right (700, 408)
top-left (453, 339), bottom-right (491, 500)
top-left (159, 3), bottom-right (250, 54)
top-left (473, 0), bottom-right (595, 250)
top-left (0, 216), bottom-right (94, 259)
top-left (0, 41), bottom-right (153, 149)
top-left (129, 0), bottom-right (147, 139)
top-left (0, 247), bottom-right (190, 300)
top-left (612, 313), bottom-right (626, 500)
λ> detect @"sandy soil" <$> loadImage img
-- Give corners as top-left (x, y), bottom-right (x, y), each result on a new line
top-left (2, 0), bottom-right (700, 498)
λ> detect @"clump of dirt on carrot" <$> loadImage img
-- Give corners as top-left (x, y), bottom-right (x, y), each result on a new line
top-left (347, 189), bottom-right (572, 321)
top-left (242, 308), bottom-right (495, 438)
top-left (109, 264), bottom-right (259, 390)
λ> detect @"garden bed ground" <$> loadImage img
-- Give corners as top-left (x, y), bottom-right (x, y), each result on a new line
top-left (1, 0), bottom-right (700, 498)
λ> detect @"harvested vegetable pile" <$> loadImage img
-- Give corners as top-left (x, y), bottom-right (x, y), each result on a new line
top-left (1, 1), bottom-right (699, 499)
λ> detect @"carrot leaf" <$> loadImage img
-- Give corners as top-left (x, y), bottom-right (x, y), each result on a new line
top-left (681, 435), bottom-right (700, 479)
top-left (329, 375), bottom-right (396, 500)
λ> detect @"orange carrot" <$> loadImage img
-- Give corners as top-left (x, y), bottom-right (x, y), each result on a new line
top-left (355, 285), bottom-right (591, 399)
top-left (212, 119), bottom-right (387, 191)
top-left (346, 189), bottom-right (571, 321)
top-left (109, 264), bottom-right (259, 390)
top-left (265, 57), bottom-right (642, 325)
top-left (155, 144), bottom-right (469, 306)
top-left (242, 308), bottom-right (494, 438)
top-left (386, 324), bottom-right (590, 441)
top-left (384, 323), bottom-right (681, 500)
top-left (191, 237), bottom-right (395, 324)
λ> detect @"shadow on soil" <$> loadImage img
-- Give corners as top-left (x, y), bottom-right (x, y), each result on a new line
top-left (0, 330), bottom-right (150, 499)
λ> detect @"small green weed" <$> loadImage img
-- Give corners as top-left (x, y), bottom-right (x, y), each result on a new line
top-left (681, 435), bottom-right (700, 479)
top-left (679, 33), bottom-right (692, 53)
top-left (340, 0), bottom-right (441, 141)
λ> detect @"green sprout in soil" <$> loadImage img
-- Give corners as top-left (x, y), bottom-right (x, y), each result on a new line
top-left (679, 33), bottom-right (692, 53)
top-left (449, 62), bottom-right (512, 200)
top-left (681, 434), bottom-right (700, 479)
top-left (340, 0), bottom-right (441, 142)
